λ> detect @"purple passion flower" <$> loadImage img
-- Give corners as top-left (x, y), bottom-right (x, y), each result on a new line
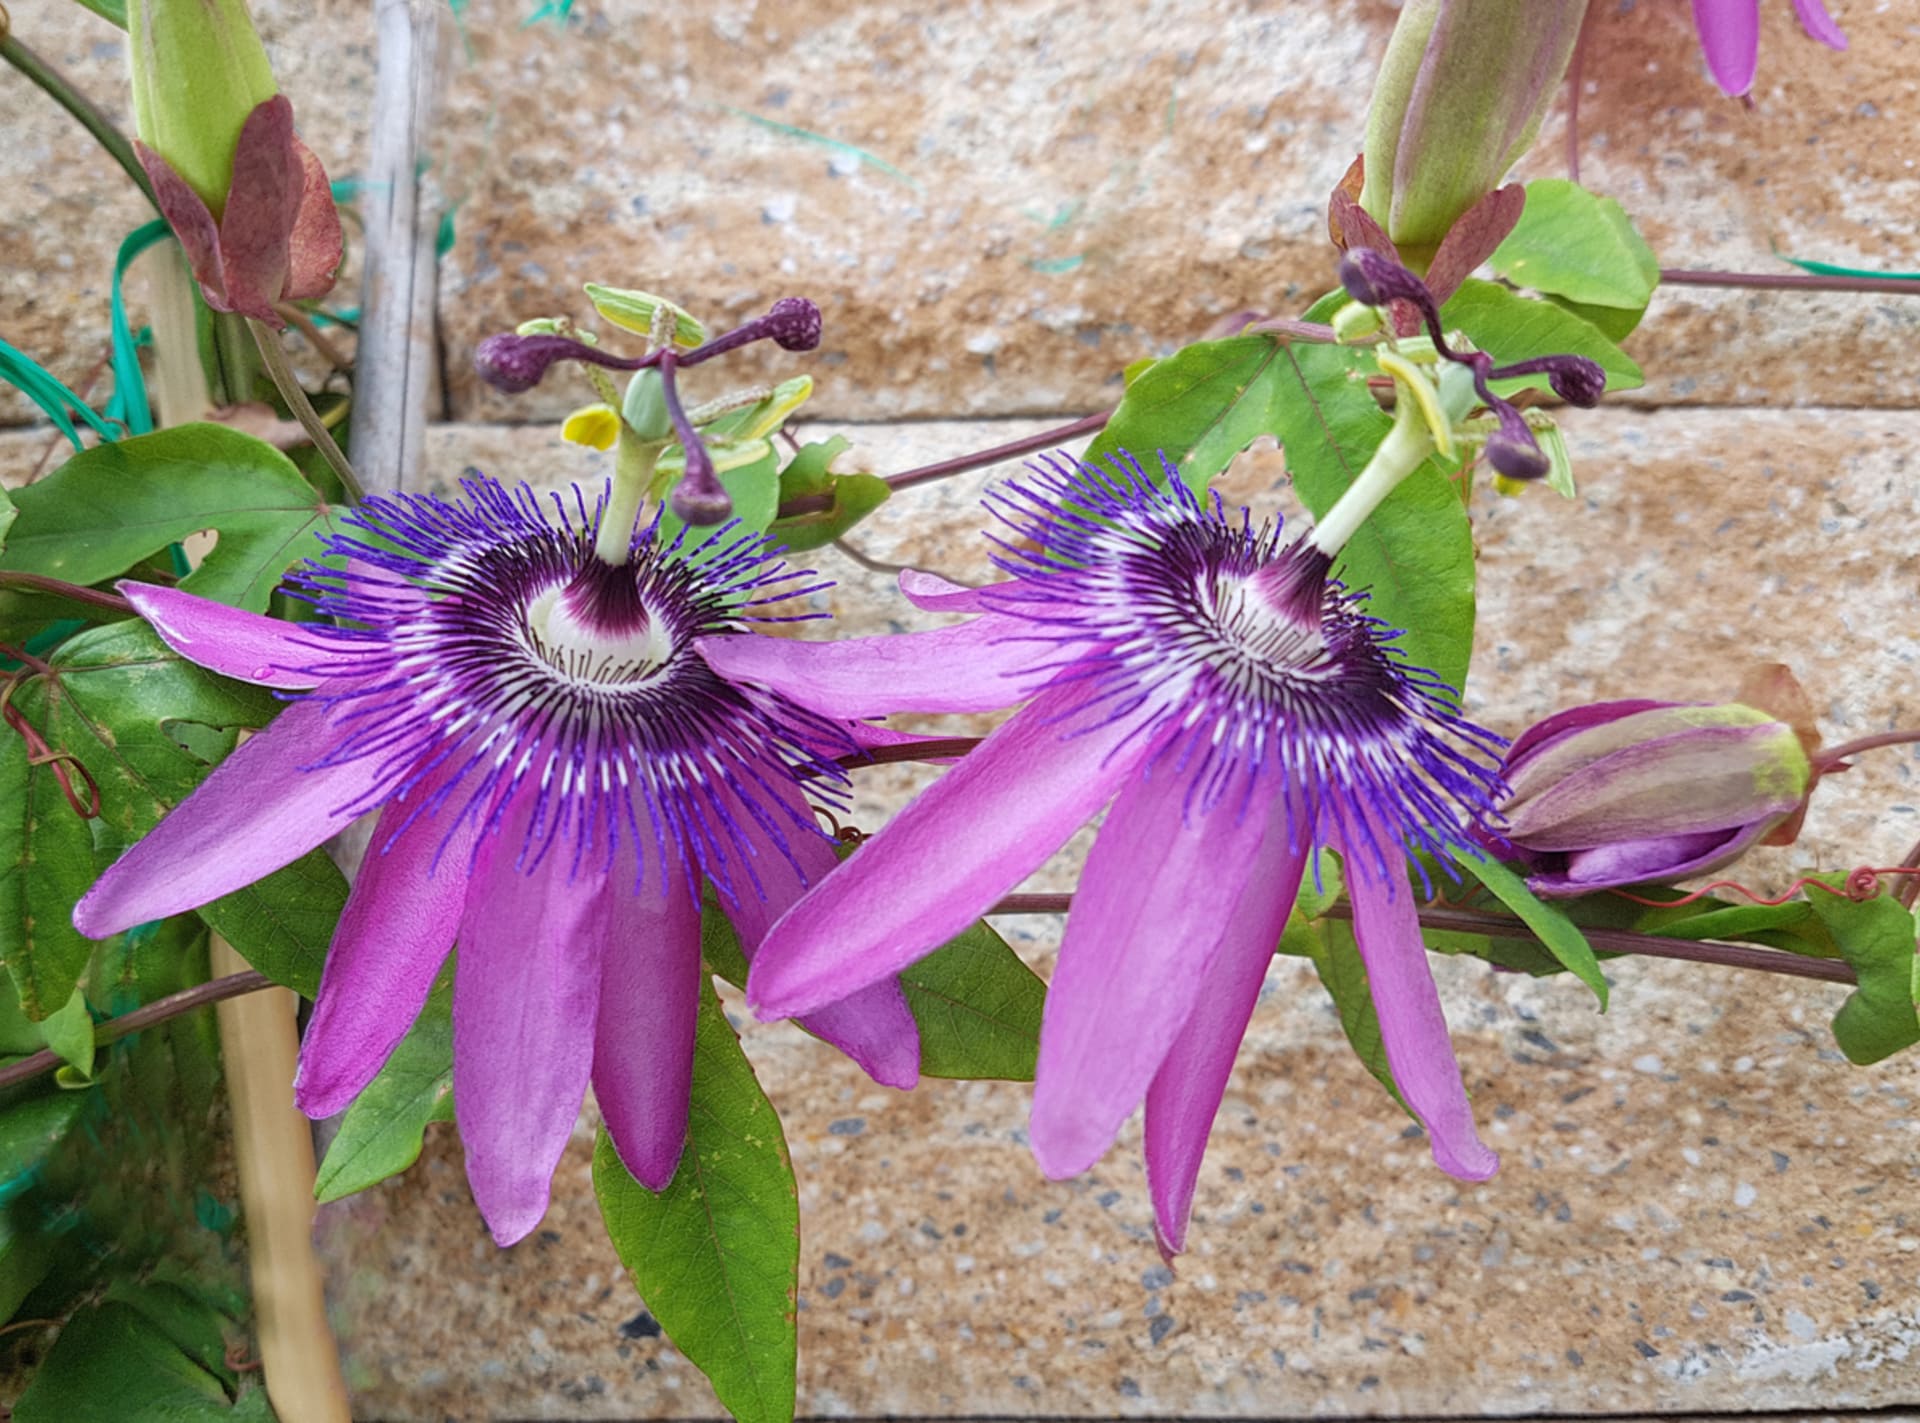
top-left (705, 454), bottom-right (1509, 1254)
top-left (1691, 0), bottom-right (1847, 99)
top-left (72, 475), bottom-right (919, 1246)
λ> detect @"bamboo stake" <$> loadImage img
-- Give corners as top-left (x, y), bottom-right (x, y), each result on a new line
top-left (211, 936), bottom-right (351, 1422)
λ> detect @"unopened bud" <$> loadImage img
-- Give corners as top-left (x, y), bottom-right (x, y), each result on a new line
top-left (1500, 700), bottom-right (1814, 897)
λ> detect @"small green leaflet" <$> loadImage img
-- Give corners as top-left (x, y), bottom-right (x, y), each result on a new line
top-left (0, 424), bottom-right (341, 612)
top-left (1306, 920), bottom-right (1407, 1112)
top-left (897, 920), bottom-right (1046, 1080)
top-left (1489, 179), bottom-right (1660, 329)
top-left (701, 894), bottom-right (1046, 1082)
top-left (1805, 881), bottom-right (1920, 1065)
top-left (767, 436), bottom-right (891, 553)
top-left (0, 485), bottom-right (16, 551)
top-left (0, 725), bottom-right (102, 1019)
top-left (1440, 280), bottom-right (1644, 398)
top-left (1453, 851), bottom-right (1608, 1009)
top-left (593, 983), bottom-right (799, 1423)
top-left (315, 983), bottom-right (454, 1203)
top-left (38, 986), bottom-right (96, 1081)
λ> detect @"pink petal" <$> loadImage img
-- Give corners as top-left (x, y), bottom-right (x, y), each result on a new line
top-left (1503, 699), bottom-right (1673, 774)
top-left (718, 779), bottom-right (919, 1091)
top-left (1340, 826), bottom-right (1498, 1182)
top-left (135, 140), bottom-right (230, 308)
top-left (696, 614), bottom-right (1061, 718)
top-left (121, 581), bottom-right (325, 690)
top-left (897, 568), bottom-right (994, 614)
top-left (1691, 0), bottom-right (1761, 96)
top-left (282, 137), bottom-right (344, 302)
top-left (1143, 822), bottom-right (1309, 1257)
top-left (592, 841), bottom-right (702, 1190)
top-left (217, 95), bottom-right (299, 323)
top-left (1791, 0), bottom-right (1847, 50)
top-left (453, 789), bottom-right (607, 1246)
top-left (292, 783), bottom-right (478, 1118)
top-left (1028, 770), bottom-right (1284, 1180)
top-left (748, 684), bottom-right (1147, 1020)
top-left (73, 695), bottom-right (386, 938)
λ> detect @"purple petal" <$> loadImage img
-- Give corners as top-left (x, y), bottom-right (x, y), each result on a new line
top-left (1691, 0), bottom-right (1761, 96)
top-left (293, 783), bottom-right (477, 1118)
top-left (73, 696), bottom-right (384, 938)
top-left (696, 615), bottom-right (1061, 718)
top-left (453, 789), bottom-right (607, 1246)
top-left (592, 842), bottom-right (701, 1191)
top-left (217, 95), bottom-right (299, 323)
top-left (1341, 828), bottom-right (1498, 1182)
top-left (1028, 771), bottom-right (1284, 1180)
top-left (121, 581), bottom-right (324, 690)
top-left (1791, 0), bottom-right (1847, 50)
top-left (1527, 826), bottom-right (1746, 897)
top-left (897, 568), bottom-right (995, 614)
top-left (748, 684), bottom-right (1147, 1020)
top-left (1143, 822), bottom-right (1309, 1257)
top-left (719, 782), bottom-right (920, 1090)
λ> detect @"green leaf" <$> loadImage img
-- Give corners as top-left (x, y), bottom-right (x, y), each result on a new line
top-left (71, 0), bottom-right (130, 28)
top-left (0, 726), bottom-right (103, 1019)
top-left (1305, 920), bottom-right (1406, 1112)
top-left (193, 846), bottom-right (348, 998)
top-left (898, 920), bottom-right (1045, 1080)
top-left (0, 424), bottom-right (339, 612)
top-left (1453, 852), bottom-right (1608, 1008)
top-left (1274, 343), bottom-right (1479, 692)
top-left (0, 485), bottom-right (15, 551)
top-left (12, 1301), bottom-right (240, 1422)
top-left (315, 983), bottom-right (453, 1203)
top-left (1082, 334), bottom-right (1295, 490)
top-left (1806, 883), bottom-right (1920, 1065)
top-left (1293, 849), bottom-right (1345, 922)
top-left (767, 436), bottom-right (892, 553)
top-left (1439, 279), bottom-right (1644, 397)
top-left (1490, 179), bottom-right (1659, 313)
top-left (1545, 293), bottom-right (1645, 344)
top-left (37, 986), bottom-right (95, 1080)
top-left (593, 983), bottom-right (798, 1423)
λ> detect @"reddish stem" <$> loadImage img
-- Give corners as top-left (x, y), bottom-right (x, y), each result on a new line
top-left (1660, 268), bottom-right (1920, 297)
top-left (0, 569), bottom-right (136, 615)
top-left (0, 970), bottom-right (273, 1093)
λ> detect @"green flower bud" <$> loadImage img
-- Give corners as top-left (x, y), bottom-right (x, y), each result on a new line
top-left (1360, 0), bottom-right (1585, 262)
top-left (128, 0), bottom-right (280, 216)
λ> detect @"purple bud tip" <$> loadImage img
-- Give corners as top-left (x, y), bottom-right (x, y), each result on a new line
top-left (764, 297), bottom-right (823, 352)
top-left (1547, 356), bottom-right (1607, 408)
top-left (1486, 426), bottom-right (1550, 482)
top-left (671, 445), bottom-right (733, 527)
top-left (475, 331), bottom-right (633, 395)
top-left (1338, 247), bottom-right (1427, 311)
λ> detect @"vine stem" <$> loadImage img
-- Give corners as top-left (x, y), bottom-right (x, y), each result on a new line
top-left (0, 570), bottom-right (133, 615)
top-left (0, 970), bottom-right (270, 1093)
top-left (0, 30), bottom-right (158, 208)
top-left (1660, 268), bottom-right (1920, 297)
top-left (1815, 728), bottom-right (1920, 770)
top-left (248, 318), bottom-right (365, 501)
top-left (986, 894), bottom-right (1857, 984)
top-left (775, 412), bottom-right (1112, 520)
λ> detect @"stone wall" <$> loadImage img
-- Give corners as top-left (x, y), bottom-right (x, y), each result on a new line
top-left (5, 0), bottom-right (1920, 1418)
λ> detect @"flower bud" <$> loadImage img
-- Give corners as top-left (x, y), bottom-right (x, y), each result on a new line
top-left (1360, 0), bottom-right (1586, 260)
top-left (1499, 700), bottom-right (1813, 897)
top-left (129, 0), bottom-right (280, 214)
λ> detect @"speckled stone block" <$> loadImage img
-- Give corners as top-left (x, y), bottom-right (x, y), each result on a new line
top-left (4, 0), bottom-right (1917, 429)
top-left (301, 407), bottom-right (1920, 1419)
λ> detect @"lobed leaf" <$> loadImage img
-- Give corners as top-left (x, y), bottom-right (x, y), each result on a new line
top-left (0, 424), bottom-right (340, 613)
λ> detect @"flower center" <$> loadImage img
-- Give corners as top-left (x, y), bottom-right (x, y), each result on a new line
top-left (524, 564), bottom-right (673, 686)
